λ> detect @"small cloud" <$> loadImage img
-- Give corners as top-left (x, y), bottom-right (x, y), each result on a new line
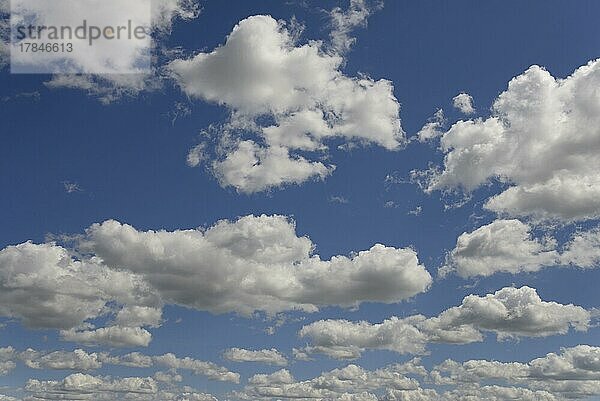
top-left (452, 92), bottom-right (475, 114)
top-left (416, 108), bottom-right (445, 142)
top-left (62, 181), bottom-right (82, 193)
top-left (384, 201), bottom-right (398, 208)
top-left (329, 195), bottom-right (349, 204)
top-left (408, 206), bottom-right (422, 216)
top-left (186, 144), bottom-right (206, 167)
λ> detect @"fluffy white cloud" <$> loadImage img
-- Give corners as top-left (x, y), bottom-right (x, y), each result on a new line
top-left (60, 326), bottom-right (153, 347)
top-left (0, 215), bottom-right (430, 346)
top-left (416, 109), bottom-right (445, 143)
top-left (451, 93), bottom-right (475, 115)
top-left (80, 215), bottom-right (432, 316)
top-left (0, 346), bottom-right (238, 384)
top-left (299, 286), bottom-right (590, 359)
top-left (0, 241), bottom-right (160, 347)
top-left (240, 364), bottom-right (418, 400)
top-left (223, 348), bottom-right (287, 366)
top-left (431, 345), bottom-right (600, 399)
top-left (25, 373), bottom-right (158, 400)
top-left (20, 348), bottom-right (102, 371)
top-left (169, 14), bottom-right (403, 192)
top-left (442, 219), bottom-right (559, 277)
top-left (443, 220), bottom-right (600, 278)
top-left (422, 59), bottom-right (600, 222)
top-left (560, 227), bottom-right (600, 268)
top-left (153, 353), bottom-right (240, 383)
top-left (0, 347), bottom-right (16, 376)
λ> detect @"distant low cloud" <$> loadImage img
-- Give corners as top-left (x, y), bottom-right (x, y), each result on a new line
top-left (223, 348), bottom-right (287, 366)
top-left (299, 286), bottom-right (590, 359)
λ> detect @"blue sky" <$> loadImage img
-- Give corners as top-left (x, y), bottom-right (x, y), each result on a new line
top-left (1, 1), bottom-right (600, 400)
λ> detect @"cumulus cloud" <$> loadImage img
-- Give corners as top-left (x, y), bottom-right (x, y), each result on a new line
top-left (0, 241), bottom-right (160, 347)
top-left (22, 372), bottom-right (220, 401)
top-left (443, 220), bottom-right (600, 278)
top-left (299, 286), bottom-right (590, 359)
top-left (416, 109), bottom-right (445, 142)
top-left (223, 348), bottom-right (287, 366)
top-left (451, 93), bottom-right (475, 115)
top-left (239, 363), bottom-right (419, 400)
top-left (421, 59), bottom-right (600, 222)
top-left (79, 215), bottom-right (432, 316)
top-left (25, 373), bottom-right (158, 400)
top-left (442, 219), bottom-right (559, 277)
top-left (431, 345), bottom-right (600, 399)
top-left (20, 348), bottom-right (102, 371)
top-left (169, 14), bottom-right (403, 192)
top-left (0, 215), bottom-right (430, 346)
top-left (560, 226), bottom-right (600, 268)
top-left (60, 326), bottom-right (154, 347)
top-left (0, 347), bottom-right (239, 384)
top-left (153, 353), bottom-right (240, 383)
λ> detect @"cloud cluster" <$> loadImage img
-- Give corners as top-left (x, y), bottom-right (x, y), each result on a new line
top-left (432, 345), bottom-right (600, 399)
top-left (443, 219), bottom-right (600, 278)
top-left (0, 347), bottom-right (239, 383)
top-left (169, 14), bottom-right (402, 192)
top-left (299, 286), bottom-right (590, 359)
top-left (0, 215), bottom-right (431, 346)
top-left (238, 363), bottom-right (419, 400)
top-left (223, 348), bottom-right (288, 366)
top-left (422, 59), bottom-right (600, 222)
top-left (80, 215), bottom-right (432, 316)
top-left (24, 373), bottom-right (219, 401)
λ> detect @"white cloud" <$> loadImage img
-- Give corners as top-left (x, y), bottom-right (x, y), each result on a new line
top-left (25, 373), bottom-right (158, 400)
top-left (442, 219), bottom-right (559, 278)
top-left (0, 241), bottom-right (160, 347)
top-left (223, 348), bottom-right (287, 366)
top-left (20, 348), bottom-right (102, 371)
top-left (80, 215), bottom-right (432, 316)
top-left (431, 345), bottom-right (600, 399)
top-left (169, 14), bottom-right (403, 192)
top-left (560, 227), bottom-right (600, 268)
top-left (240, 364), bottom-right (418, 400)
top-left (0, 347), bottom-right (16, 376)
top-left (153, 353), bottom-right (240, 383)
top-left (443, 220), bottom-right (600, 278)
top-left (0, 215), bottom-right (430, 346)
top-left (328, 0), bottom-right (381, 54)
top-left (299, 286), bottom-right (590, 359)
top-left (0, 346), bottom-right (238, 385)
top-left (60, 326), bottom-right (153, 347)
top-left (422, 59), bottom-right (600, 222)
top-left (451, 93), bottom-right (475, 115)
top-left (416, 109), bottom-right (445, 142)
